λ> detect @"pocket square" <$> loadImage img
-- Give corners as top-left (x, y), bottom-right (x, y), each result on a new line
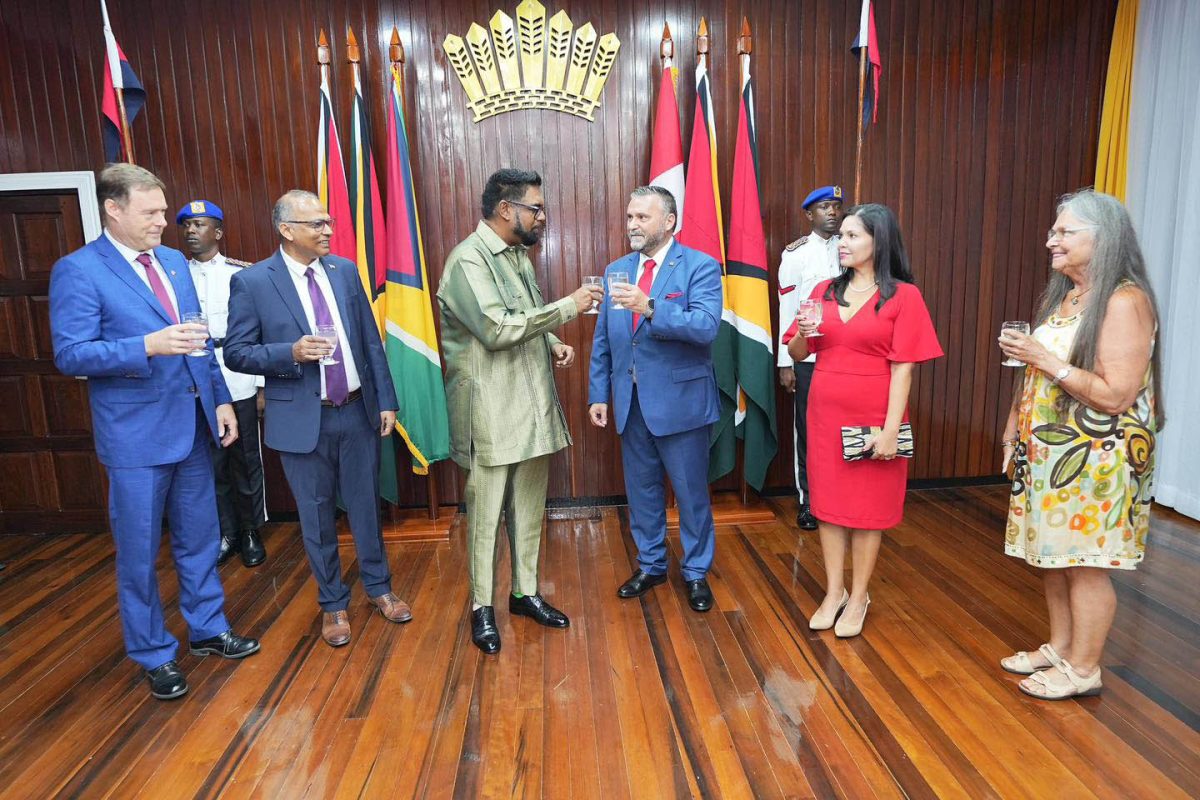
top-left (665, 291), bottom-right (683, 299)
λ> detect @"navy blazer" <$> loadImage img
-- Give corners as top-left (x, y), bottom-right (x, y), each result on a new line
top-left (49, 235), bottom-right (233, 468)
top-left (588, 240), bottom-right (722, 437)
top-left (223, 250), bottom-right (398, 454)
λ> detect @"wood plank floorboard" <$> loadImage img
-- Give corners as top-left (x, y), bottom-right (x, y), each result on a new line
top-left (0, 486), bottom-right (1196, 799)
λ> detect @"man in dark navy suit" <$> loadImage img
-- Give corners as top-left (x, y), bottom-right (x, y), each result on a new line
top-left (49, 164), bottom-right (260, 700)
top-left (224, 190), bottom-right (407, 648)
top-left (587, 186), bottom-right (723, 612)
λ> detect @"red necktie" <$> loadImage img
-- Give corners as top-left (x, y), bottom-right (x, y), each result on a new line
top-left (137, 253), bottom-right (178, 323)
top-left (632, 258), bottom-right (656, 330)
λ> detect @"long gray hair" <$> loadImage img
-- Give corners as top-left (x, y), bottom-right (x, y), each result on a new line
top-left (1033, 189), bottom-right (1165, 428)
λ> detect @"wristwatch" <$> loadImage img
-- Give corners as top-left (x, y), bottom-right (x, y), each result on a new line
top-left (1052, 365), bottom-right (1073, 385)
top-left (646, 298), bottom-right (655, 319)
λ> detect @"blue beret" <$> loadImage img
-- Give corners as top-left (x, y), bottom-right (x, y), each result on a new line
top-left (802, 185), bottom-right (844, 209)
top-left (175, 200), bottom-right (224, 224)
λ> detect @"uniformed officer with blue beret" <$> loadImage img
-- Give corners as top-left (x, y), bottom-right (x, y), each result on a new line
top-left (177, 201), bottom-right (268, 567)
top-left (777, 185), bottom-right (844, 530)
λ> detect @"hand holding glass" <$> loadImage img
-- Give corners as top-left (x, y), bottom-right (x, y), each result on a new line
top-left (583, 275), bottom-right (602, 314)
top-left (608, 272), bottom-right (630, 308)
top-left (798, 299), bottom-right (823, 337)
top-left (1000, 321), bottom-right (1030, 367)
top-left (181, 312), bottom-right (209, 357)
top-left (315, 323), bottom-right (339, 366)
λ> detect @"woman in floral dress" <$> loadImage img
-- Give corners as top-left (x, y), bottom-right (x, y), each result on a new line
top-left (997, 189), bottom-right (1164, 700)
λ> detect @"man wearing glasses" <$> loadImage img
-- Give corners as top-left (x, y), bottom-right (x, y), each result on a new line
top-left (224, 190), bottom-right (409, 648)
top-left (438, 169), bottom-right (602, 654)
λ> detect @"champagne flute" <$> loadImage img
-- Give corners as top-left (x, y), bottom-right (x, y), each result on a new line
top-left (1000, 321), bottom-right (1030, 367)
top-left (583, 275), bottom-right (602, 314)
top-left (181, 311), bottom-right (209, 357)
top-left (608, 271), bottom-right (629, 308)
top-left (316, 323), bottom-right (339, 366)
top-left (799, 299), bottom-right (823, 337)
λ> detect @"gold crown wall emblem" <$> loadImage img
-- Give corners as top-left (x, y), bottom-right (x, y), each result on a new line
top-left (443, 0), bottom-right (620, 122)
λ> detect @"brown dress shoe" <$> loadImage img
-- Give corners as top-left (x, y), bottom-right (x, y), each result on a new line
top-left (321, 610), bottom-right (351, 647)
top-left (368, 592), bottom-right (413, 623)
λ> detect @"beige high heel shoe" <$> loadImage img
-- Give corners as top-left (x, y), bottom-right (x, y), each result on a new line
top-left (834, 595), bottom-right (871, 638)
top-left (808, 589), bottom-right (849, 630)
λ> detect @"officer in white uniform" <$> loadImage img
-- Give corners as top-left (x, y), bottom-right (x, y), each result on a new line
top-left (777, 185), bottom-right (843, 530)
top-left (177, 200), bottom-right (267, 566)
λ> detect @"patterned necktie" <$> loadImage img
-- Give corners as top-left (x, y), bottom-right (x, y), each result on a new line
top-left (136, 253), bottom-right (178, 323)
top-left (304, 267), bottom-right (349, 405)
top-left (632, 258), bottom-right (656, 330)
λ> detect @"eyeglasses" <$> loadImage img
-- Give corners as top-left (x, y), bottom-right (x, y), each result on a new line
top-left (1046, 225), bottom-right (1095, 243)
top-left (507, 200), bottom-right (548, 219)
top-left (284, 218), bottom-right (336, 231)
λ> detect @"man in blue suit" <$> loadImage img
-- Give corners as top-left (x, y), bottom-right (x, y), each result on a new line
top-left (588, 186), bottom-right (723, 612)
top-left (49, 164), bottom-right (260, 701)
top-left (224, 190), bottom-right (408, 649)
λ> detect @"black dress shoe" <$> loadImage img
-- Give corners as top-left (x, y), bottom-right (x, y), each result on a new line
top-left (217, 533), bottom-right (239, 565)
top-left (471, 607), bottom-right (500, 654)
top-left (146, 660), bottom-right (188, 700)
top-left (617, 569), bottom-right (668, 598)
top-left (685, 578), bottom-right (714, 612)
top-left (189, 629), bottom-right (261, 659)
top-left (796, 505), bottom-right (818, 531)
top-left (509, 594), bottom-right (570, 628)
top-left (240, 528), bottom-right (266, 567)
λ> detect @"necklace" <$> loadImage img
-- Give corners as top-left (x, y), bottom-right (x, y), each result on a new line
top-left (1069, 286), bottom-right (1092, 306)
top-left (847, 279), bottom-right (878, 293)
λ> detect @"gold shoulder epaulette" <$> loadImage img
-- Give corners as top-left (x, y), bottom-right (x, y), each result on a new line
top-left (784, 235), bottom-right (809, 252)
top-left (226, 257), bottom-right (252, 268)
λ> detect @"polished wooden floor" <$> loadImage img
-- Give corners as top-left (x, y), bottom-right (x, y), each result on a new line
top-left (0, 486), bottom-right (1197, 799)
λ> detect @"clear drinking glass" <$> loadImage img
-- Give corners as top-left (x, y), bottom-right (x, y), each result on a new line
top-left (181, 311), bottom-right (208, 357)
top-left (799, 299), bottom-right (823, 337)
top-left (583, 275), bottom-right (602, 314)
top-left (316, 323), bottom-right (339, 366)
top-left (1000, 321), bottom-right (1030, 366)
top-left (608, 271), bottom-right (629, 308)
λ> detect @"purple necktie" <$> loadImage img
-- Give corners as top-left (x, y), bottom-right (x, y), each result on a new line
top-left (304, 267), bottom-right (349, 405)
top-left (136, 253), bottom-right (178, 323)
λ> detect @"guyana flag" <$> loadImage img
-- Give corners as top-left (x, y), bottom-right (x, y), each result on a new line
top-left (677, 23), bottom-right (736, 484)
top-left (348, 41), bottom-right (388, 334)
top-left (317, 53), bottom-right (356, 262)
top-left (727, 37), bottom-right (778, 491)
top-left (384, 63), bottom-right (450, 474)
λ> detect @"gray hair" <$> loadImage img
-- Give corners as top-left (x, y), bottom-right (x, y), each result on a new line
top-left (630, 185), bottom-right (677, 219)
top-left (1033, 189), bottom-right (1165, 427)
top-left (97, 163), bottom-right (166, 221)
top-left (271, 189), bottom-right (322, 231)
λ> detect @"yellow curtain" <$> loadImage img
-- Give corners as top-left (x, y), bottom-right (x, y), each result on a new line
top-left (1095, 0), bottom-right (1139, 202)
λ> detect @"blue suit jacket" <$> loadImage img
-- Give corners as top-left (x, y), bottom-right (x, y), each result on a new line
top-left (588, 240), bottom-right (722, 436)
top-left (49, 235), bottom-right (233, 468)
top-left (223, 250), bottom-right (398, 454)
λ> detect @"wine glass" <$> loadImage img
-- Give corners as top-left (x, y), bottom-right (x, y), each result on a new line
top-left (1000, 321), bottom-right (1030, 367)
top-left (799, 299), bottom-right (823, 337)
top-left (315, 323), bottom-right (339, 366)
top-left (583, 275), bottom-right (602, 314)
top-left (608, 271), bottom-right (629, 308)
top-left (181, 311), bottom-right (209, 357)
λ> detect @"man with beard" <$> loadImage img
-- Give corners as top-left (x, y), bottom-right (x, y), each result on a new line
top-left (587, 186), bottom-right (723, 612)
top-left (777, 185), bottom-right (844, 530)
top-left (437, 169), bottom-right (602, 654)
top-left (177, 200), bottom-right (267, 568)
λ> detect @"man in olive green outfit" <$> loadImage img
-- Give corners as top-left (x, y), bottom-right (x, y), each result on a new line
top-left (438, 169), bottom-right (601, 654)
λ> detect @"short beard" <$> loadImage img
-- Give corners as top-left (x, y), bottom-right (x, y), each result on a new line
top-left (513, 217), bottom-right (541, 246)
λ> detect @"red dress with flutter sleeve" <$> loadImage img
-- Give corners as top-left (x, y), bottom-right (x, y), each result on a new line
top-left (784, 280), bottom-right (943, 529)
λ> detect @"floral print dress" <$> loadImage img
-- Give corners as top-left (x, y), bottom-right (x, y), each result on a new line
top-left (1006, 307), bottom-right (1156, 570)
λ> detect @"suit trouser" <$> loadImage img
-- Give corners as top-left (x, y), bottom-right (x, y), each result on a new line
top-left (211, 395), bottom-right (266, 538)
top-left (464, 454), bottom-right (550, 607)
top-left (793, 361), bottom-right (815, 505)
top-left (620, 386), bottom-right (715, 582)
top-left (278, 397), bottom-right (392, 612)
top-left (106, 403), bottom-right (229, 670)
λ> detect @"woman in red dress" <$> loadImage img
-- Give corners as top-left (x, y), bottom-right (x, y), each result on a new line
top-left (785, 204), bottom-right (942, 637)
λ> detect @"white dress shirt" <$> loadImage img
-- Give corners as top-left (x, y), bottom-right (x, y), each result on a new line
top-left (105, 230), bottom-right (179, 319)
top-left (189, 252), bottom-right (264, 402)
top-left (777, 232), bottom-right (841, 366)
top-left (280, 248), bottom-right (362, 398)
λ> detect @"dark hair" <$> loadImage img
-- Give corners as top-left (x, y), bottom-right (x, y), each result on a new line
top-left (630, 185), bottom-right (677, 218)
top-left (481, 169), bottom-right (542, 219)
top-left (97, 163), bottom-right (166, 221)
top-left (823, 203), bottom-right (914, 310)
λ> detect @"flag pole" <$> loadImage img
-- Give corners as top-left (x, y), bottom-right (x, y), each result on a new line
top-left (116, 87), bottom-right (134, 163)
top-left (854, 45), bottom-right (867, 202)
top-left (737, 17), bottom-right (753, 507)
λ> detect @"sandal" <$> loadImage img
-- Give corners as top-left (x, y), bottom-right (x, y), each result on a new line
top-left (1018, 660), bottom-right (1102, 700)
top-left (1000, 643), bottom-right (1063, 675)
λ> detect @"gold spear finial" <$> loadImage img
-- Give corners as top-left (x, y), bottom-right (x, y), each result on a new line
top-left (696, 17), bottom-right (710, 59)
top-left (390, 27), bottom-right (405, 66)
top-left (317, 28), bottom-right (331, 65)
top-left (661, 22), bottom-right (673, 61)
top-left (346, 26), bottom-right (360, 64)
top-left (738, 17), bottom-right (752, 56)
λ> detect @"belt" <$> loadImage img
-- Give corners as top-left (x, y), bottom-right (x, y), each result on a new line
top-left (321, 388), bottom-right (362, 407)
